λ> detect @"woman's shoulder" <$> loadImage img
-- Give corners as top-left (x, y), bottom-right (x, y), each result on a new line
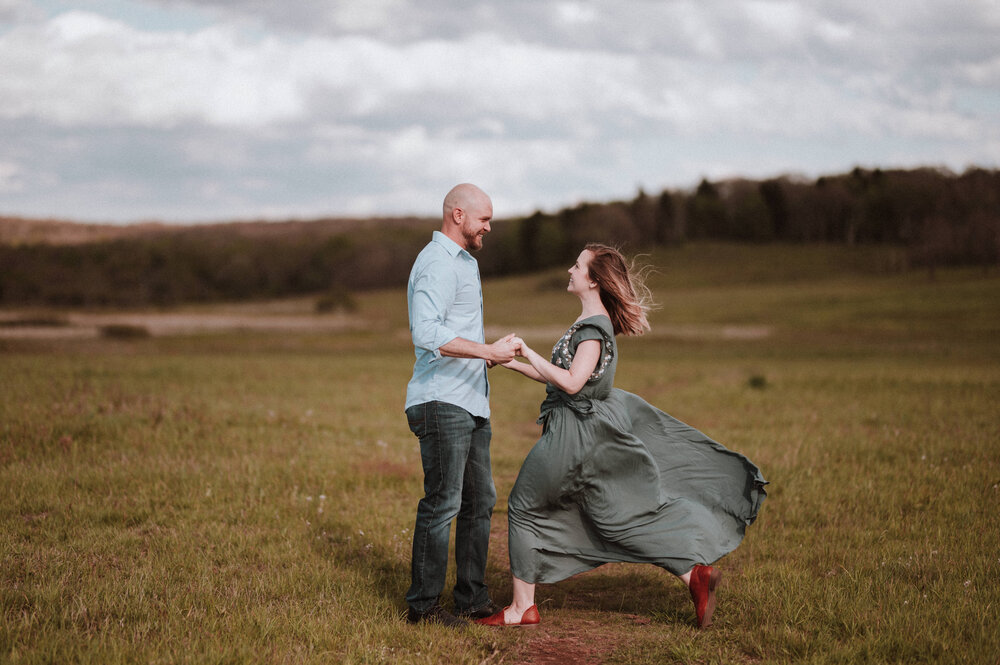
top-left (566, 315), bottom-right (614, 344)
top-left (574, 314), bottom-right (613, 332)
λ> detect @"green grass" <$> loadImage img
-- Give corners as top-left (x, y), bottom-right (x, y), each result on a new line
top-left (2, 243), bottom-right (999, 664)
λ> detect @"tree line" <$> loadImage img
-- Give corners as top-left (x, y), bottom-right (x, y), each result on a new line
top-left (501, 166), bottom-right (999, 274)
top-left (0, 166), bottom-right (996, 307)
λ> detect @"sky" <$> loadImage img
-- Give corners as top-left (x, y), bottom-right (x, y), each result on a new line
top-left (0, 0), bottom-right (998, 224)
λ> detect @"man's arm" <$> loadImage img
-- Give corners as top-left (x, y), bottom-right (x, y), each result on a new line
top-left (439, 334), bottom-right (518, 366)
top-left (409, 264), bottom-right (459, 356)
top-left (410, 257), bottom-right (517, 365)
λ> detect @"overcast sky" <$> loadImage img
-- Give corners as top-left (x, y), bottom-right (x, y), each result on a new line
top-left (1, 0), bottom-right (997, 223)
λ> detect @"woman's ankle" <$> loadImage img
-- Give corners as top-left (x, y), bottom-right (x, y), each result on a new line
top-left (509, 601), bottom-right (534, 616)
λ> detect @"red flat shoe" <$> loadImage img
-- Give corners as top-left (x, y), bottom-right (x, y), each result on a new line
top-left (689, 565), bottom-right (722, 628)
top-left (474, 604), bottom-right (540, 627)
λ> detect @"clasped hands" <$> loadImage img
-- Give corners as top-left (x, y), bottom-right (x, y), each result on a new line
top-left (486, 333), bottom-right (529, 367)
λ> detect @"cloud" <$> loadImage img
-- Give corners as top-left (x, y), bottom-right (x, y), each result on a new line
top-left (0, 11), bottom-right (686, 138)
top-left (0, 12), bottom-right (304, 128)
top-left (0, 8), bottom-right (939, 139)
top-left (0, 0), bottom-right (39, 22)
top-left (0, 0), bottom-right (997, 222)
top-left (0, 161), bottom-right (25, 193)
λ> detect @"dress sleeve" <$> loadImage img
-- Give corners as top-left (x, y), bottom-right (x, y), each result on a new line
top-left (569, 323), bottom-right (614, 381)
top-left (571, 323), bottom-right (604, 347)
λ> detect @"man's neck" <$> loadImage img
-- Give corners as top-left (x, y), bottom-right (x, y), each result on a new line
top-left (439, 226), bottom-right (468, 250)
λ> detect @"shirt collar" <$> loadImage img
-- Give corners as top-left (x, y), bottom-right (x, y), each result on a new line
top-left (432, 230), bottom-right (470, 259)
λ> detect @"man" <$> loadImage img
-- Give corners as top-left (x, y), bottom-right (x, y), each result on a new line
top-left (404, 183), bottom-right (518, 627)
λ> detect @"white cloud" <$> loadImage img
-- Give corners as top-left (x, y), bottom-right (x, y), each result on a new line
top-left (0, 0), bottom-right (37, 22)
top-left (0, 0), bottom-right (997, 222)
top-left (0, 161), bottom-right (25, 193)
top-left (0, 11), bottom-right (303, 128)
top-left (0, 11), bottom-right (664, 133)
top-left (6, 3), bottom-right (994, 139)
top-left (555, 1), bottom-right (599, 26)
top-left (328, 0), bottom-right (410, 32)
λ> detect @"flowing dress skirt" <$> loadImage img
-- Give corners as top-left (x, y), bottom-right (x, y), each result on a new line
top-left (507, 388), bottom-right (767, 581)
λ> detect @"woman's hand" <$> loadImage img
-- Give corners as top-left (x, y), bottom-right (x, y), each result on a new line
top-left (500, 337), bottom-right (546, 382)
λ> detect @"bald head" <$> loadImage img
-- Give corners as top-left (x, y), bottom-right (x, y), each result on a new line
top-left (441, 183), bottom-right (493, 252)
top-left (443, 183), bottom-right (490, 221)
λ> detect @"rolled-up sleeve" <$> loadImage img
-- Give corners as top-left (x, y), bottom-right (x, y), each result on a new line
top-left (409, 261), bottom-right (458, 359)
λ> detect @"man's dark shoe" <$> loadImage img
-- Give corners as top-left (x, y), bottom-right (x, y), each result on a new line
top-left (406, 604), bottom-right (469, 628)
top-left (455, 600), bottom-right (502, 620)
top-left (455, 600), bottom-right (503, 619)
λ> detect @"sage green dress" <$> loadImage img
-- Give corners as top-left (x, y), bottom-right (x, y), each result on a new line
top-left (507, 315), bottom-right (767, 581)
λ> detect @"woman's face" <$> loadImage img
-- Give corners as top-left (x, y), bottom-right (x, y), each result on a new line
top-left (567, 249), bottom-right (594, 294)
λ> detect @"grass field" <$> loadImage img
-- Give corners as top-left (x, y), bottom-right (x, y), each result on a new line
top-left (2, 243), bottom-right (999, 664)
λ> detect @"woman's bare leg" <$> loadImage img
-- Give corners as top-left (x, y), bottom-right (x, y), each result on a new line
top-left (504, 576), bottom-right (536, 622)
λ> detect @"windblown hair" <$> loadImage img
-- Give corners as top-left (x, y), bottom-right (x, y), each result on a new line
top-left (584, 243), bottom-right (655, 336)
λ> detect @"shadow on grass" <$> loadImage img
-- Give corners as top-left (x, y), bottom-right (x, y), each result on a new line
top-left (532, 564), bottom-right (694, 625)
top-left (308, 513), bottom-right (410, 614)
top-left (483, 515), bottom-right (698, 627)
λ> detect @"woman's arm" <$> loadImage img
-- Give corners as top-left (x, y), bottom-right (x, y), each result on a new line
top-left (501, 358), bottom-right (546, 382)
top-left (514, 336), bottom-right (601, 395)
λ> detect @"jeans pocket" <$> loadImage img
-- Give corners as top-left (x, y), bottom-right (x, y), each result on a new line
top-left (406, 404), bottom-right (428, 438)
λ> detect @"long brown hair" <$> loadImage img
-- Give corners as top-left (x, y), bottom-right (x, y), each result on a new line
top-left (584, 243), bottom-right (654, 336)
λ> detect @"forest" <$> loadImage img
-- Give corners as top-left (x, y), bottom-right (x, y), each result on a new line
top-left (1, 166), bottom-right (997, 307)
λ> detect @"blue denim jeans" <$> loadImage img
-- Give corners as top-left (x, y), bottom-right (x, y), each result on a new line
top-left (405, 401), bottom-right (496, 613)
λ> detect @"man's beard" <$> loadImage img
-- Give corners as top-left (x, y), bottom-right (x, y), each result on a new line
top-left (463, 226), bottom-right (484, 251)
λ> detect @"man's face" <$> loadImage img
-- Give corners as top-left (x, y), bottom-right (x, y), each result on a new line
top-left (460, 197), bottom-right (493, 252)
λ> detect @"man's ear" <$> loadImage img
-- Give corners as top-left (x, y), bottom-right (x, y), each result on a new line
top-left (451, 207), bottom-right (464, 225)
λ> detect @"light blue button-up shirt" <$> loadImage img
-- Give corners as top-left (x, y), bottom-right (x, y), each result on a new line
top-left (405, 231), bottom-right (490, 418)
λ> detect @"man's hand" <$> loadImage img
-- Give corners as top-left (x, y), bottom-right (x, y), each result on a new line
top-left (487, 333), bottom-right (519, 365)
top-left (496, 337), bottom-right (525, 369)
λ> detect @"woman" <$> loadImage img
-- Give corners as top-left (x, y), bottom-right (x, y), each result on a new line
top-left (477, 244), bottom-right (767, 629)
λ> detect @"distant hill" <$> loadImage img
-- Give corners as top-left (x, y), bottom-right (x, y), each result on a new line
top-left (1, 166), bottom-right (996, 308)
top-left (0, 215), bottom-right (436, 247)
top-left (0, 216), bottom-right (170, 246)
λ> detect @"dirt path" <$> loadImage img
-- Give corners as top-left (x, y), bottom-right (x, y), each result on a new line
top-left (0, 308), bottom-right (769, 342)
top-left (512, 614), bottom-right (655, 665)
top-left (0, 309), bottom-right (362, 338)
top-left (484, 515), bottom-right (658, 665)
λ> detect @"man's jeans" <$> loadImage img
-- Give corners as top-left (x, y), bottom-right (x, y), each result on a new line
top-left (405, 401), bottom-right (496, 613)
